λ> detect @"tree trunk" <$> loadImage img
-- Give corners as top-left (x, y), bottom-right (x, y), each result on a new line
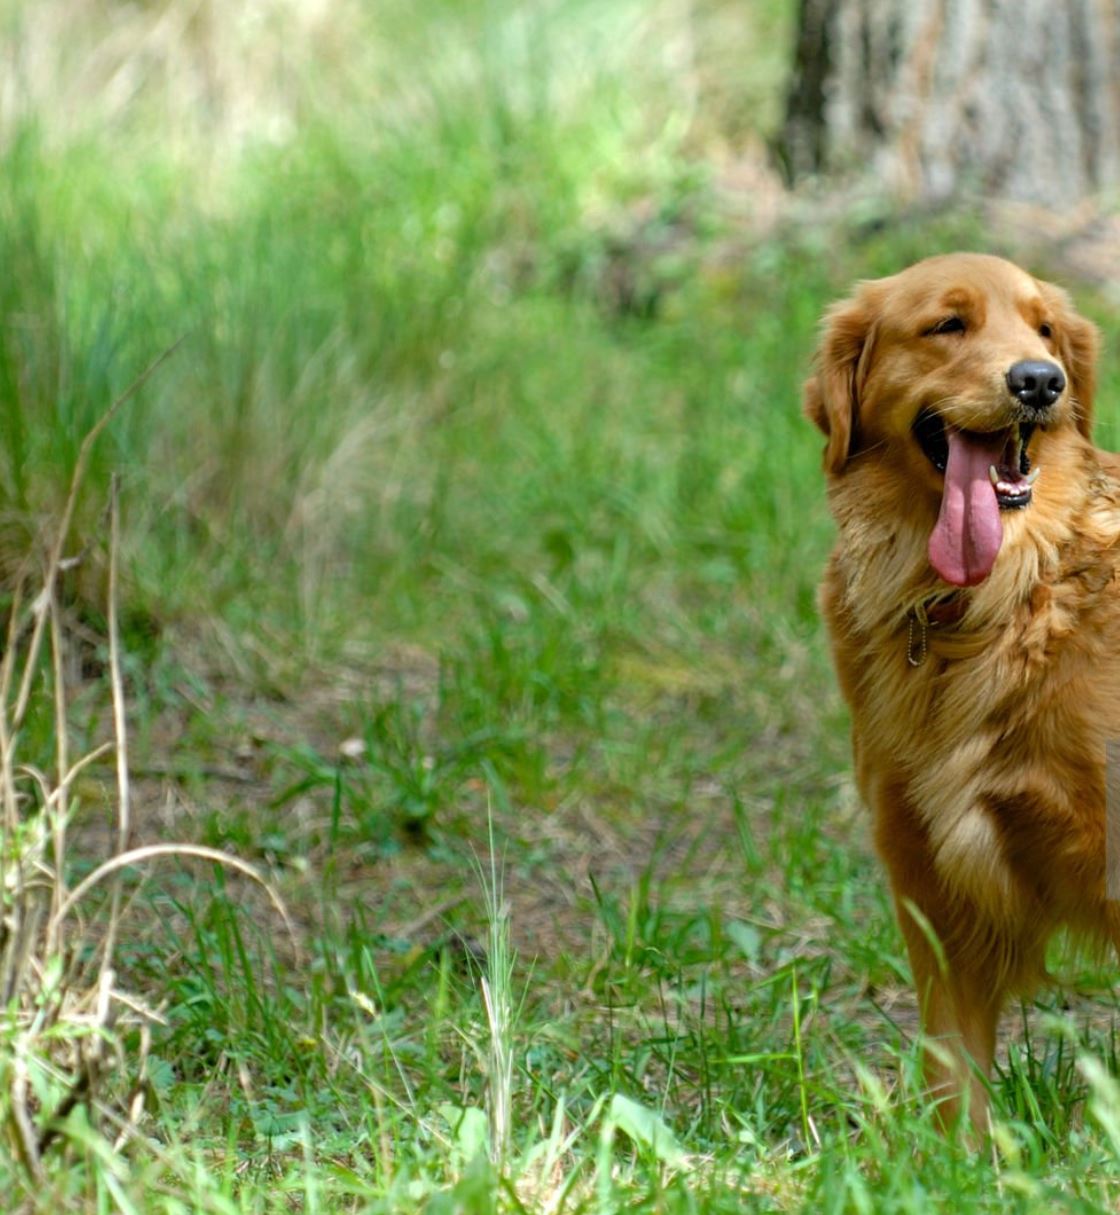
top-left (779, 0), bottom-right (1120, 207)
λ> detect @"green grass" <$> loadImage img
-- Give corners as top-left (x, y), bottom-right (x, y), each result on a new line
top-left (5, 0), bottom-right (1120, 1210)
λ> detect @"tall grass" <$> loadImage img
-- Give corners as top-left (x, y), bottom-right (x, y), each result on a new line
top-left (0, 392), bottom-right (296, 1206)
top-left (0, 0), bottom-right (806, 652)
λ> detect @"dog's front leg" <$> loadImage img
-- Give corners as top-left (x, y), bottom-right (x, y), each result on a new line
top-left (895, 894), bottom-right (1004, 1139)
top-left (873, 783), bottom-right (1005, 1138)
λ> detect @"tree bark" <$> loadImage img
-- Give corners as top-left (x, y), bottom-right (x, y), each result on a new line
top-left (779, 0), bottom-right (1120, 207)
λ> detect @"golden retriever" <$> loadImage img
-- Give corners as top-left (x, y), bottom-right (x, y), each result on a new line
top-left (805, 252), bottom-right (1120, 1132)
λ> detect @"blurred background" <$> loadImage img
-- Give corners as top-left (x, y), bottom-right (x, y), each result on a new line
top-left (5, 0), bottom-right (1117, 641)
top-left (0, 0), bottom-right (800, 640)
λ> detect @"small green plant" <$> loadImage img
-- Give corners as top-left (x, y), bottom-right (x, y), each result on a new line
top-left (274, 687), bottom-right (527, 847)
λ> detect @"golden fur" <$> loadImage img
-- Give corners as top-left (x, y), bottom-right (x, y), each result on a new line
top-left (806, 252), bottom-right (1120, 1131)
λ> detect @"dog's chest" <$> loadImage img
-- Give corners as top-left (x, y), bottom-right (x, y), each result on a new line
top-left (843, 567), bottom-right (1120, 917)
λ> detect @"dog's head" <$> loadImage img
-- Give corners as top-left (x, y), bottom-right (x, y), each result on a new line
top-left (804, 253), bottom-right (1099, 587)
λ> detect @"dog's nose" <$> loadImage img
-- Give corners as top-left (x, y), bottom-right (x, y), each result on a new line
top-left (1006, 360), bottom-right (1066, 411)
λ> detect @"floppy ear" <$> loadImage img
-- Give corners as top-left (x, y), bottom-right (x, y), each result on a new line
top-left (803, 292), bottom-right (873, 474)
top-left (1044, 283), bottom-right (1099, 438)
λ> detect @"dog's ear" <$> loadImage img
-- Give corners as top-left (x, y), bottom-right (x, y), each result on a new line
top-left (803, 292), bottom-right (874, 474)
top-left (1044, 282), bottom-right (1099, 438)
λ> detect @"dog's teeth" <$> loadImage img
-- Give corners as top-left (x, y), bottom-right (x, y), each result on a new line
top-left (988, 465), bottom-right (1000, 486)
top-left (1025, 466), bottom-right (1041, 485)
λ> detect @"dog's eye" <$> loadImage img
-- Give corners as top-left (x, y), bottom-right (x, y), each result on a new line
top-left (1039, 322), bottom-right (1053, 339)
top-left (924, 316), bottom-right (966, 337)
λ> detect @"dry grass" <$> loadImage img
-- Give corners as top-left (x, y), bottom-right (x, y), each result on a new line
top-left (0, 356), bottom-right (293, 1183)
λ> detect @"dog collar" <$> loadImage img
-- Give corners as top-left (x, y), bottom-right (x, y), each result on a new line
top-left (906, 594), bottom-right (967, 667)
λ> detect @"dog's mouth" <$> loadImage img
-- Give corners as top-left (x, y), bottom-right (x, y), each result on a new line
top-left (912, 410), bottom-right (1040, 587)
top-left (913, 410), bottom-right (1038, 506)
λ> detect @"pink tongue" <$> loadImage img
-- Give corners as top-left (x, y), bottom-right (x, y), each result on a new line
top-left (927, 430), bottom-right (1006, 586)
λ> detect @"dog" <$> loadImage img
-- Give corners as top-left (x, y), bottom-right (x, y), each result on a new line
top-left (805, 252), bottom-right (1120, 1132)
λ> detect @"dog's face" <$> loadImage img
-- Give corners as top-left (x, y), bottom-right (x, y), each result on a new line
top-left (805, 253), bottom-right (1099, 586)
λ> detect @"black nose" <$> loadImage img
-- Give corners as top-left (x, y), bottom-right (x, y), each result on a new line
top-left (1006, 360), bottom-right (1065, 411)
